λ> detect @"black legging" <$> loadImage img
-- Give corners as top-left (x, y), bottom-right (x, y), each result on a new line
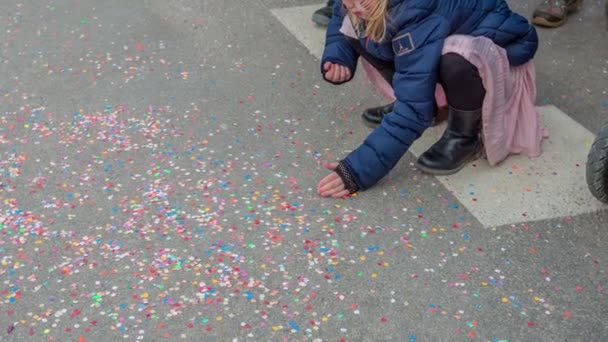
top-left (346, 37), bottom-right (485, 111)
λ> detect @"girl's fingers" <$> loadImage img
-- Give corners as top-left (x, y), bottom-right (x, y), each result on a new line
top-left (334, 66), bottom-right (343, 81)
top-left (317, 162), bottom-right (349, 197)
top-left (318, 172), bottom-right (338, 190)
top-left (324, 186), bottom-right (347, 198)
top-left (317, 173), bottom-right (336, 191)
top-left (319, 176), bottom-right (344, 195)
top-left (342, 66), bottom-right (350, 81)
top-left (324, 65), bottom-right (331, 80)
top-left (324, 162), bottom-right (338, 171)
top-left (338, 66), bottom-right (347, 81)
top-left (323, 63), bottom-right (331, 78)
top-left (326, 65), bottom-right (336, 81)
top-left (332, 189), bottom-right (350, 198)
top-left (324, 64), bottom-right (351, 83)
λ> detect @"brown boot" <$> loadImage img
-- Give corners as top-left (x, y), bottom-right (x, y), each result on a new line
top-left (532, 0), bottom-right (584, 28)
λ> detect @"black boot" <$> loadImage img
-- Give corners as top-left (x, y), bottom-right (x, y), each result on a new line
top-left (416, 107), bottom-right (483, 175)
top-left (311, 0), bottom-right (335, 27)
top-left (361, 102), bottom-right (394, 127)
top-left (362, 103), bottom-right (446, 128)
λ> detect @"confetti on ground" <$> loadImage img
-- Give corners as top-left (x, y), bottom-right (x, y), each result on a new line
top-left (0, 1), bottom-right (607, 341)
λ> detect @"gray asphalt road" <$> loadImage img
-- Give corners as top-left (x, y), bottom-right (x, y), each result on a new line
top-left (1, 1), bottom-right (606, 341)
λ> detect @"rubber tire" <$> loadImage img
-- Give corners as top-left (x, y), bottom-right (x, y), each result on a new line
top-left (586, 123), bottom-right (608, 203)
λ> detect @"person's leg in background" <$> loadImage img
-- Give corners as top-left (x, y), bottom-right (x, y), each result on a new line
top-left (416, 53), bottom-right (485, 175)
top-left (312, 0), bottom-right (335, 27)
top-left (532, 0), bottom-right (583, 28)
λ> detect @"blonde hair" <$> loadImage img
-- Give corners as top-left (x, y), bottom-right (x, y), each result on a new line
top-left (349, 0), bottom-right (389, 42)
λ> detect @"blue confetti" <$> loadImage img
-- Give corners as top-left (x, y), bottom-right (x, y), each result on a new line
top-left (288, 320), bottom-right (300, 332)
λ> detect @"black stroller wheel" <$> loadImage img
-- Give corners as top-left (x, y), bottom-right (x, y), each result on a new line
top-left (586, 123), bottom-right (608, 203)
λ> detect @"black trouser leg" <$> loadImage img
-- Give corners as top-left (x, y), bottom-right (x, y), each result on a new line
top-left (438, 53), bottom-right (485, 111)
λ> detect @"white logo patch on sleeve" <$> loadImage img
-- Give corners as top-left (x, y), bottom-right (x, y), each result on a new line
top-left (392, 32), bottom-right (415, 56)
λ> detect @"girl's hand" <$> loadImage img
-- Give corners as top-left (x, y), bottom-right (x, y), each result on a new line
top-left (317, 162), bottom-right (351, 198)
top-left (323, 62), bottom-right (352, 83)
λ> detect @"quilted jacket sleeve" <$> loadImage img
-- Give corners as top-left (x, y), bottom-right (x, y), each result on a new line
top-left (498, 12), bottom-right (538, 66)
top-left (320, 0), bottom-right (359, 84)
top-left (341, 11), bottom-right (450, 190)
top-left (471, 3), bottom-right (538, 66)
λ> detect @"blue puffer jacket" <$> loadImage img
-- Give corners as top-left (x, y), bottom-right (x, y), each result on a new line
top-left (321, 0), bottom-right (538, 191)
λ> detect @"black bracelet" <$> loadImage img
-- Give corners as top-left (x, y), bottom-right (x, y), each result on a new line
top-left (335, 162), bottom-right (360, 194)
